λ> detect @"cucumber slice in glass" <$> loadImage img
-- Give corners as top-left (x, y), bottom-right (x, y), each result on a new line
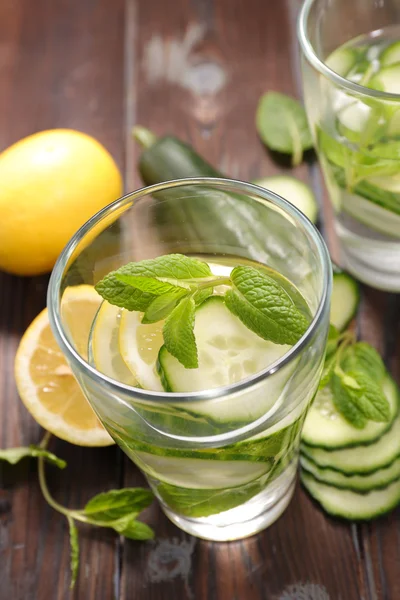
top-left (326, 47), bottom-right (363, 77)
top-left (301, 454), bottom-right (400, 492)
top-left (341, 189), bottom-right (400, 238)
top-left (301, 411), bottom-right (400, 474)
top-left (301, 374), bottom-right (398, 449)
top-left (158, 296), bottom-right (290, 396)
top-left (380, 41), bottom-right (400, 66)
top-left (301, 470), bottom-right (400, 520)
top-left (369, 63), bottom-right (400, 94)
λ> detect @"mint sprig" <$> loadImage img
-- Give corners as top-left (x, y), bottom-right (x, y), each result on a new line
top-left (319, 332), bottom-right (391, 428)
top-left (1, 434), bottom-right (154, 588)
top-left (95, 254), bottom-right (311, 368)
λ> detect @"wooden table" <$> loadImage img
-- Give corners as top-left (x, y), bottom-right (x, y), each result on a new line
top-left (0, 1), bottom-right (399, 598)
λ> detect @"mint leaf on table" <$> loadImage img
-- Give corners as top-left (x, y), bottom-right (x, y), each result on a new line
top-left (256, 92), bottom-right (313, 166)
top-left (342, 342), bottom-right (386, 382)
top-left (67, 517), bottom-right (79, 589)
top-left (331, 373), bottom-right (367, 429)
top-left (109, 514), bottom-right (154, 540)
top-left (225, 265), bottom-right (310, 345)
top-left (83, 488), bottom-right (154, 522)
top-left (143, 288), bottom-right (188, 323)
top-left (163, 296), bottom-right (198, 368)
top-left (0, 446), bottom-right (66, 468)
top-left (341, 370), bottom-right (391, 422)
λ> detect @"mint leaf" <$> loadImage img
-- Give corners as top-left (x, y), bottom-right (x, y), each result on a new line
top-left (342, 342), bottom-right (386, 382)
top-left (67, 517), bottom-right (79, 589)
top-left (331, 374), bottom-right (367, 429)
top-left (143, 288), bottom-right (188, 323)
top-left (95, 254), bottom-right (211, 311)
top-left (116, 274), bottom-right (182, 296)
top-left (110, 515), bottom-right (154, 540)
top-left (0, 446), bottom-right (66, 469)
top-left (193, 287), bottom-right (213, 306)
top-left (344, 370), bottom-right (391, 422)
top-left (256, 92), bottom-right (313, 166)
top-left (163, 296), bottom-right (198, 368)
top-left (83, 488), bottom-right (153, 522)
top-left (113, 254), bottom-right (211, 280)
top-left (95, 275), bottom-right (156, 311)
top-left (226, 266), bottom-right (310, 345)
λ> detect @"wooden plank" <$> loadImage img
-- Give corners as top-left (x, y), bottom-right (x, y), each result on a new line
top-left (0, 0), bottom-right (125, 598)
top-left (121, 0), bottom-right (365, 598)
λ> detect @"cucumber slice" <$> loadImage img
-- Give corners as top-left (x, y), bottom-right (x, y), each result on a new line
top-left (301, 471), bottom-right (400, 520)
top-left (252, 176), bottom-right (318, 223)
top-left (90, 301), bottom-right (137, 385)
top-left (330, 267), bottom-right (360, 332)
top-left (158, 296), bottom-right (291, 416)
top-left (340, 189), bottom-right (400, 239)
top-left (336, 100), bottom-right (373, 144)
top-left (369, 63), bottom-right (400, 94)
top-left (326, 47), bottom-right (362, 77)
top-left (134, 451), bottom-right (271, 489)
top-left (301, 375), bottom-right (398, 449)
top-left (302, 411), bottom-right (400, 474)
top-left (301, 454), bottom-right (400, 492)
top-left (119, 309), bottom-right (164, 391)
top-left (380, 41), bottom-right (400, 67)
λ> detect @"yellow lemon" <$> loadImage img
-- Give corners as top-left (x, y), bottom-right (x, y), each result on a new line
top-left (0, 129), bottom-right (122, 276)
top-left (14, 285), bottom-right (114, 446)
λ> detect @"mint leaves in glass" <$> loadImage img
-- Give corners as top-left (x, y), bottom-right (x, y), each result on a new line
top-left (48, 178), bottom-right (331, 541)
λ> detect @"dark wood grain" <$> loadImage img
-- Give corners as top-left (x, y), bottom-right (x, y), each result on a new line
top-left (0, 0), bottom-right (124, 598)
top-left (0, 0), bottom-right (399, 599)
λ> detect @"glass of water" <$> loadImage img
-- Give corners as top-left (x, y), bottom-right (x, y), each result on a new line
top-left (298, 0), bottom-right (400, 291)
top-left (47, 178), bottom-right (331, 541)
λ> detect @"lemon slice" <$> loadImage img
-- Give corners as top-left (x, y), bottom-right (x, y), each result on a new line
top-left (91, 301), bottom-right (137, 385)
top-left (119, 310), bottom-right (164, 391)
top-left (14, 285), bottom-right (113, 446)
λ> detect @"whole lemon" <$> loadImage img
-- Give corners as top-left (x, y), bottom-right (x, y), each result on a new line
top-left (0, 129), bottom-right (123, 276)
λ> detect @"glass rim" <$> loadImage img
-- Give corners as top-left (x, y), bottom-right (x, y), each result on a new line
top-left (298, 0), bottom-right (400, 101)
top-left (47, 176), bottom-right (332, 404)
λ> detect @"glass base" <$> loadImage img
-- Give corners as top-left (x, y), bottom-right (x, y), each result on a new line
top-left (160, 466), bottom-right (297, 542)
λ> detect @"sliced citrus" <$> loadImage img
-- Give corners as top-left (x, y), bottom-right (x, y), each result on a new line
top-left (118, 310), bottom-right (164, 391)
top-left (14, 285), bottom-right (114, 446)
top-left (91, 300), bottom-right (137, 385)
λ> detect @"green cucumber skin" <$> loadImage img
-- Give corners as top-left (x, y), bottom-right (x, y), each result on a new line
top-left (138, 136), bottom-right (223, 183)
top-left (300, 454), bottom-right (400, 492)
top-left (301, 471), bottom-right (400, 520)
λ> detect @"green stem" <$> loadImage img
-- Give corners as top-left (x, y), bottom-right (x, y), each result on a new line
top-left (132, 126), bottom-right (158, 149)
top-left (37, 433), bottom-right (92, 524)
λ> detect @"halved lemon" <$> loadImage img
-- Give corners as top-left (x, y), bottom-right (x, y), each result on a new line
top-left (14, 284), bottom-right (114, 446)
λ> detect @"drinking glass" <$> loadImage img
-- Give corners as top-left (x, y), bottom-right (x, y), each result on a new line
top-left (47, 177), bottom-right (331, 541)
top-left (298, 0), bottom-right (400, 292)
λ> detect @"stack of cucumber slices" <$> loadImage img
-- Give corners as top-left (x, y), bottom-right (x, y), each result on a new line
top-left (300, 268), bottom-right (400, 520)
